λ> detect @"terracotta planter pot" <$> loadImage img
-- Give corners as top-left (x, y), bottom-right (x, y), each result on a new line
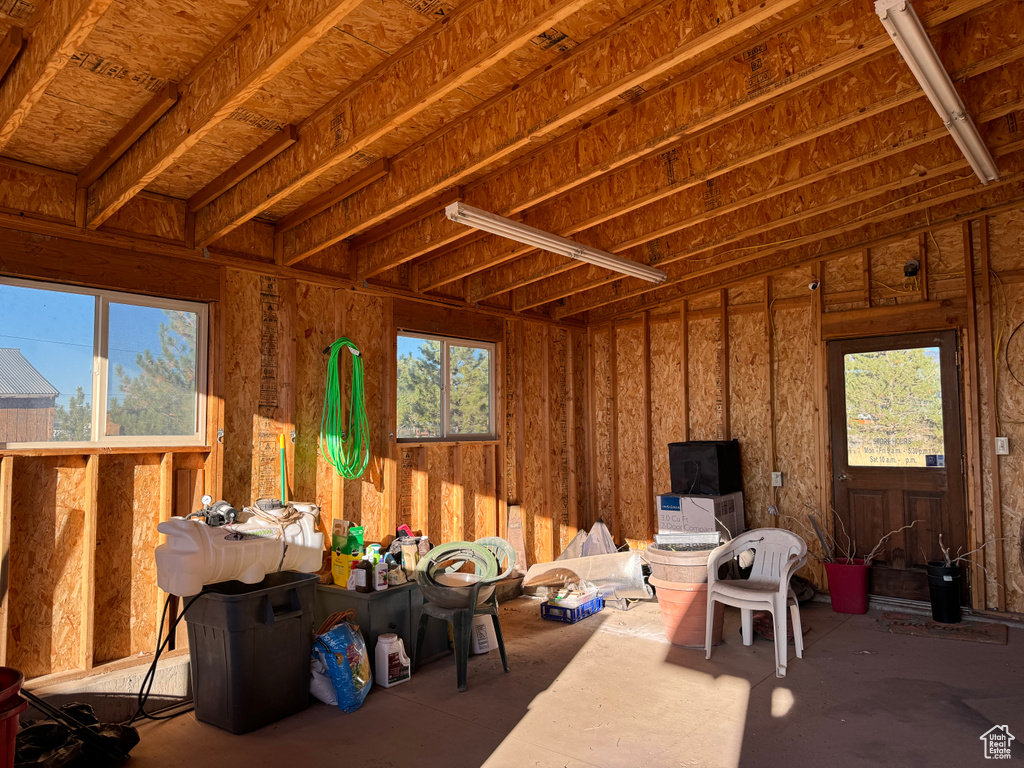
top-left (650, 576), bottom-right (724, 647)
top-left (823, 558), bottom-right (869, 614)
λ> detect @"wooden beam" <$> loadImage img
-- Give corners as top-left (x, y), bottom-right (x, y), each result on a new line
top-left (274, 158), bottom-right (389, 235)
top-left (642, 312), bottom-right (654, 541)
top-left (862, 248), bottom-right (872, 307)
top-left (77, 84), bottom-right (179, 189)
top-left (811, 262), bottom-right (831, 551)
top-left (679, 301), bottom-right (689, 442)
top-left (330, 290), bottom-right (346, 524)
top-left (0, 0), bottom-right (115, 151)
top-left (188, 124), bottom-right (298, 211)
top-left (85, 0), bottom-right (364, 229)
top-left (591, 176), bottom-right (1024, 323)
top-left (281, 0), bottom-right (813, 266)
top-left (374, 0), bottom-right (1005, 290)
top-left (566, 329), bottom-right (579, 545)
top-left (585, 326), bottom-right (598, 530)
top-left (764, 279), bottom-right (777, 522)
top-left (0, 456), bottom-right (12, 665)
top-left (156, 453), bottom-right (173, 646)
top-left (351, 186), bottom-right (462, 269)
top-left (719, 290), bottom-right (730, 441)
top-left (79, 454), bottom-right (98, 669)
top-left (962, 220), bottom-right (987, 609)
top-left (552, 135), bottom-right (1024, 319)
top-left (195, 0), bottom-right (598, 245)
top-left (977, 215), bottom-right (1007, 611)
top-left (918, 232), bottom-right (930, 302)
top-left (0, 27), bottom-right (25, 85)
top-left (609, 322), bottom-right (620, 545)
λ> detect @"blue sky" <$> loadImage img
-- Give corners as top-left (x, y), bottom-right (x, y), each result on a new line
top-left (0, 283), bottom-right (168, 407)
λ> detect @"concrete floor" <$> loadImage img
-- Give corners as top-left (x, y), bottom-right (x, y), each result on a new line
top-left (132, 597), bottom-right (1022, 767)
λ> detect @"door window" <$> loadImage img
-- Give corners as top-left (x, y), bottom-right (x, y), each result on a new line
top-left (843, 347), bottom-right (944, 467)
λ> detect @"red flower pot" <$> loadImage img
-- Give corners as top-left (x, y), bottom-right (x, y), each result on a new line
top-left (823, 558), bottom-right (869, 614)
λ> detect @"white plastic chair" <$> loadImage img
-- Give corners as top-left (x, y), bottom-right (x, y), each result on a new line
top-left (705, 528), bottom-right (807, 678)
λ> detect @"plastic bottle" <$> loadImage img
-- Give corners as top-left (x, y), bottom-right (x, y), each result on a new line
top-left (374, 634), bottom-right (411, 688)
top-left (353, 560), bottom-right (373, 593)
top-left (373, 561), bottom-right (388, 591)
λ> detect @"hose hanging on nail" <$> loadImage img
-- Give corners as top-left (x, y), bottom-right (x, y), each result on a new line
top-left (320, 337), bottom-right (370, 479)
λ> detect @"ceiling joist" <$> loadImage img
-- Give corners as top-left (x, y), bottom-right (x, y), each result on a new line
top-left (84, 0), bottom-right (365, 230)
top-left (369, 0), bottom-right (998, 291)
top-left (282, 0), bottom-right (813, 269)
top-left (0, 26), bottom-right (25, 86)
top-left (273, 157), bottom-right (390, 235)
top-left (0, 0), bottom-right (114, 152)
top-left (194, 0), bottom-right (599, 247)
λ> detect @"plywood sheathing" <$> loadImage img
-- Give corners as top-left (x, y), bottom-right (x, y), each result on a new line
top-left (5, 456), bottom-right (87, 678)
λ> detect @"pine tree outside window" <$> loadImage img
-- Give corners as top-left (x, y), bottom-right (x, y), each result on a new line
top-left (0, 277), bottom-right (208, 448)
top-left (396, 333), bottom-right (493, 441)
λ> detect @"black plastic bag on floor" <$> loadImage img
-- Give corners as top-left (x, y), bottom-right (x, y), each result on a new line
top-left (15, 702), bottom-right (139, 768)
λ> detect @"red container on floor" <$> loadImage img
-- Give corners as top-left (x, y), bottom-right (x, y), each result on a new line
top-left (0, 698), bottom-right (27, 768)
top-left (824, 558), bottom-right (869, 614)
top-left (0, 669), bottom-right (22, 712)
top-left (650, 577), bottom-right (724, 647)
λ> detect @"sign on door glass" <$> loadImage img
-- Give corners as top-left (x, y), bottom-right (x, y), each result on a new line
top-left (844, 347), bottom-right (944, 467)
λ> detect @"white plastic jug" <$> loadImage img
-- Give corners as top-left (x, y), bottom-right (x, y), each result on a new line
top-left (156, 504), bottom-right (324, 596)
top-left (374, 633), bottom-right (411, 688)
top-left (471, 614), bottom-right (498, 655)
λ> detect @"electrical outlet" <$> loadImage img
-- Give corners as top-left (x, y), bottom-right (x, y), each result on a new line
top-left (995, 437), bottom-right (1010, 455)
top-left (771, 471), bottom-right (784, 487)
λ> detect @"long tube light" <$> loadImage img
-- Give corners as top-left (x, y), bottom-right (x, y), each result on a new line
top-left (875, 0), bottom-right (998, 184)
top-left (444, 202), bottom-right (667, 283)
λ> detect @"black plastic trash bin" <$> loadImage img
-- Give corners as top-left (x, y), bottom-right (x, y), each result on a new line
top-left (184, 571), bottom-right (318, 734)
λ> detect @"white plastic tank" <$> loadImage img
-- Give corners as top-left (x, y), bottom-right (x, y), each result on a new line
top-left (374, 633), bottom-right (411, 688)
top-left (156, 502), bottom-right (324, 596)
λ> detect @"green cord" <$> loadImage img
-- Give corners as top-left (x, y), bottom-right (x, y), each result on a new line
top-left (319, 338), bottom-right (370, 479)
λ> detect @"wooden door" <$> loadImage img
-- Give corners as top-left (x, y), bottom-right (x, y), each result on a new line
top-left (828, 331), bottom-right (966, 602)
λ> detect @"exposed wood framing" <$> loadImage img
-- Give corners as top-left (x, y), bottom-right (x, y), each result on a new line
top-left (77, 84), bottom-right (179, 190)
top-left (0, 26), bottom-right (25, 85)
top-left (188, 125), bottom-right (298, 212)
top-left (609, 322), bottom-right (620, 544)
top-left (351, 187), bottom-right (462, 260)
top-left (765, 279), bottom-right (777, 499)
top-left (273, 158), bottom-right (389, 235)
top-left (679, 301), bottom-right (689, 442)
top-left (642, 312), bottom-right (653, 541)
top-left (811, 263), bottom-right (831, 541)
top-left (85, 0), bottom-right (364, 229)
top-left (0, 0), bottom-right (114, 151)
top-left (720, 289), bottom-right (730, 440)
top-left (156, 453), bottom-right (173, 646)
top-left (977, 215), bottom-right (1007, 611)
top-left (284, 0), bottom-right (812, 267)
top-left (541, 325), bottom-right (553, 561)
top-left (0, 456), bottom-right (12, 664)
top-left (196, 0), bottom-right (597, 245)
top-left (962, 219), bottom-right (988, 609)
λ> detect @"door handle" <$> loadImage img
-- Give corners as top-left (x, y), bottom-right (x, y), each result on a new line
top-left (837, 473), bottom-right (848, 481)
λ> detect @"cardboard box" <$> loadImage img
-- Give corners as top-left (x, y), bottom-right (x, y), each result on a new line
top-left (655, 492), bottom-right (745, 538)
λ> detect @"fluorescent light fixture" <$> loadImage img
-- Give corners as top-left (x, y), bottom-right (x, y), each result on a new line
top-left (875, 0), bottom-right (998, 184)
top-left (445, 202), bottom-right (667, 283)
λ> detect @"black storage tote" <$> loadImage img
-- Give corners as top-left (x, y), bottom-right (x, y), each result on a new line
top-left (184, 571), bottom-right (318, 734)
top-left (668, 440), bottom-right (742, 496)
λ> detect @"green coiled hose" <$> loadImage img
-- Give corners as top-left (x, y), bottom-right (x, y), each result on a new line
top-left (320, 337), bottom-right (370, 479)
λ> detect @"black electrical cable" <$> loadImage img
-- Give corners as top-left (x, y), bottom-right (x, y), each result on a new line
top-left (125, 592), bottom-right (203, 726)
top-left (1005, 320), bottom-right (1024, 388)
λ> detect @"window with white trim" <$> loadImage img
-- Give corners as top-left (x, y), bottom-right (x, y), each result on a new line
top-left (396, 333), bottom-right (494, 440)
top-left (0, 277), bottom-right (208, 447)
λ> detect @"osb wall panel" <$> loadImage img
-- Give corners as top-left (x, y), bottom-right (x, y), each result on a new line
top-left (0, 164), bottom-right (75, 222)
top-left (427, 445), bottom-right (455, 544)
top-left (823, 252), bottom-right (865, 312)
top-left (988, 208), bottom-right (1024, 272)
top-left (615, 323), bottom-right (648, 547)
top-left (927, 225), bottom-right (965, 301)
top-left (571, 328), bottom-right (589, 533)
top-left (503, 320), bottom-right (519, 507)
top-left (650, 317), bottom-right (683, 494)
top-left (461, 443), bottom-right (487, 541)
top-left (687, 317), bottom-right (721, 440)
top-left (522, 322), bottom-right (549, 566)
top-left (6, 457), bottom-right (86, 678)
top-left (94, 454), bottom-right (161, 665)
top-left (729, 311), bottom-right (772, 530)
top-left (549, 328), bottom-right (571, 555)
top-left (293, 282), bottom-right (334, 524)
top-left (591, 326), bottom-right (613, 522)
top-left (688, 292), bottom-right (720, 311)
top-left (771, 266), bottom-right (814, 300)
top-left (869, 239), bottom-right (921, 307)
top-left (101, 195), bottom-right (187, 243)
top-left (341, 292), bottom-right (386, 540)
top-left (771, 306), bottom-right (824, 587)
top-left (222, 269), bottom-right (261, 507)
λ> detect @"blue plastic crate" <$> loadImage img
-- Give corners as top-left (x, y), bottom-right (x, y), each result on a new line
top-left (540, 596), bottom-right (604, 624)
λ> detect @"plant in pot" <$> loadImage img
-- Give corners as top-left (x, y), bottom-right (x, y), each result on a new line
top-left (786, 511), bottom-right (920, 615)
top-left (928, 534), bottom-right (1001, 624)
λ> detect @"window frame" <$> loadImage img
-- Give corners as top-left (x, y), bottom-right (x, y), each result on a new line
top-left (0, 276), bottom-right (209, 450)
top-left (396, 331), bottom-right (496, 443)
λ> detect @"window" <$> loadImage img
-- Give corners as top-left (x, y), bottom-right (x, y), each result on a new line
top-left (397, 333), bottom-right (493, 440)
top-left (843, 346), bottom-right (944, 467)
top-left (0, 278), bottom-right (208, 447)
